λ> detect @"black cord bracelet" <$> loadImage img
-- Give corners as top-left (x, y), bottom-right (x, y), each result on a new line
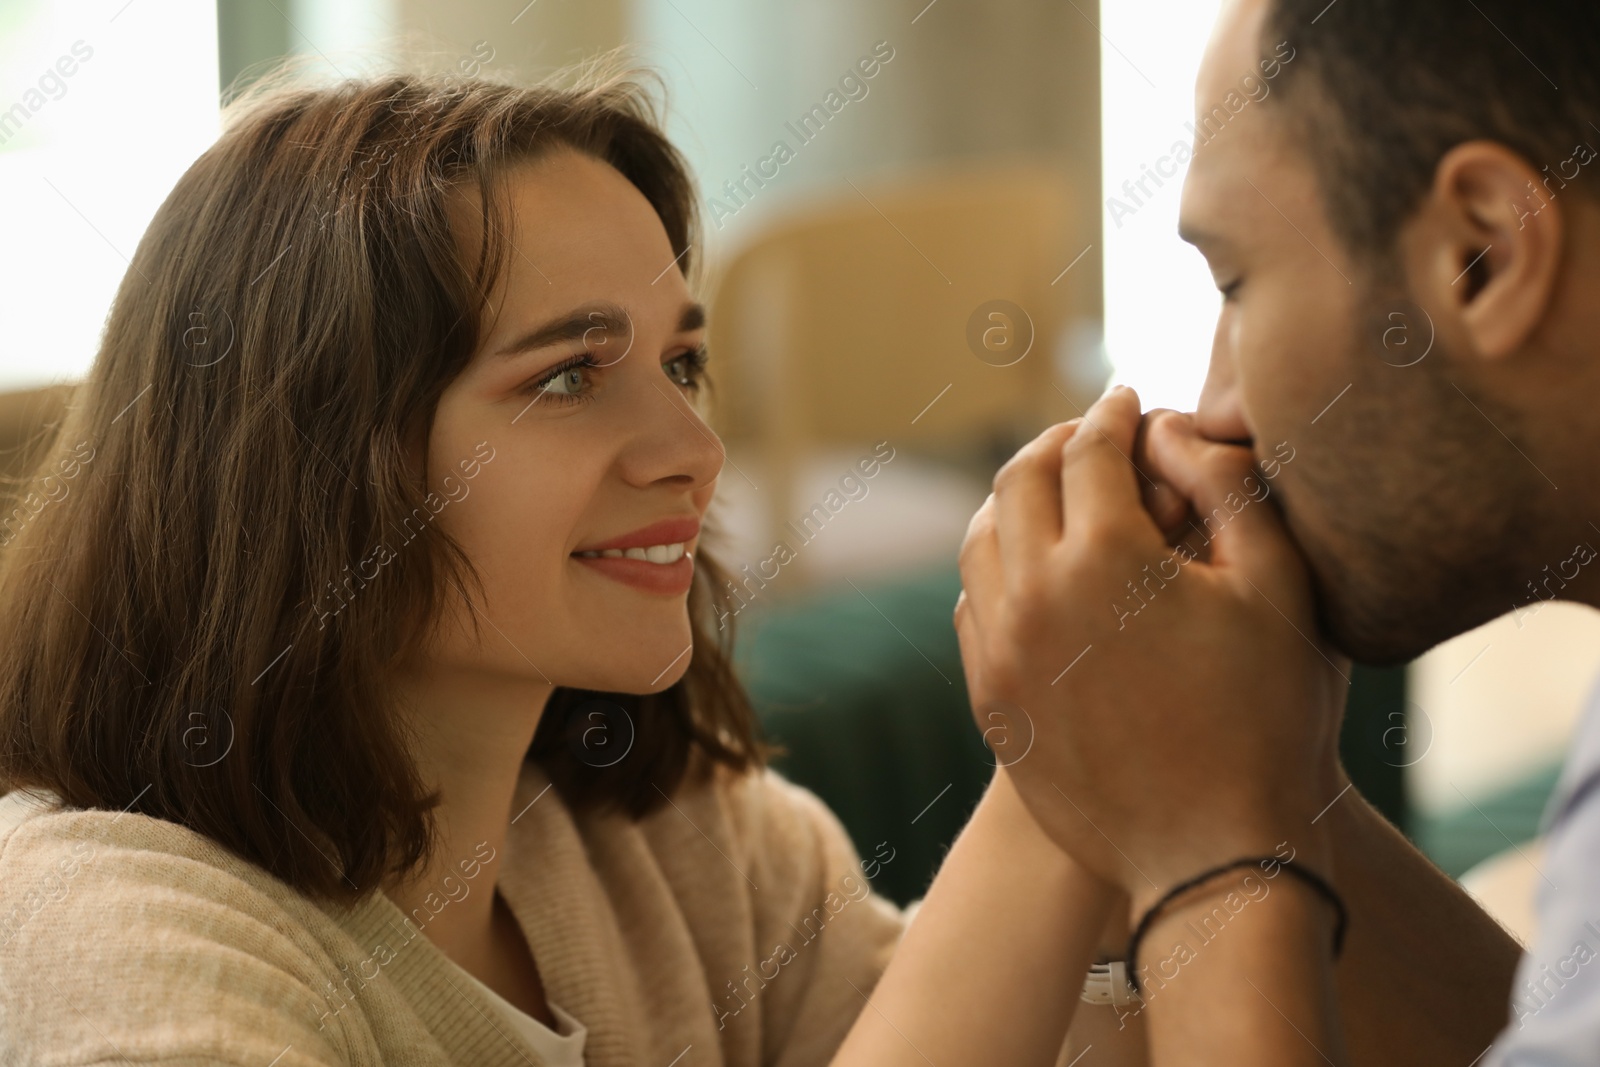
top-left (1124, 855), bottom-right (1348, 997)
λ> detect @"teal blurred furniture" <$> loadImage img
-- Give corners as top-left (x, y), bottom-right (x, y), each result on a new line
top-left (735, 560), bottom-right (1414, 907)
top-left (1416, 761), bottom-right (1563, 879)
top-left (735, 564), bottom-right (989, 906)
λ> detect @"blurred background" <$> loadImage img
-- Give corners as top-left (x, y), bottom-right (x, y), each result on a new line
top-left (1, 0), bottom-right (1591, 949)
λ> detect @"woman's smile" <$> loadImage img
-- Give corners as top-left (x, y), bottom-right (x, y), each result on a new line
top-left (570, 515), bottom-right (699, 595)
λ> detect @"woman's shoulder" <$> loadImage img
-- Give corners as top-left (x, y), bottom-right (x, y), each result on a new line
top-left (651, 760), bottom-right (901, 914)
top-left (672, 763), bottom-right (910, 1045)
top-left (0, 787), bottom-right (365, 1066)
top-left (0, 785), bottom-right (322, 931)
top-left (686, 759), bottom-right (850, 860)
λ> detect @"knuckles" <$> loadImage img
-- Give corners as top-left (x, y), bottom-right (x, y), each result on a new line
top-left (990, 457), bottom-right (1027, 495)
top-left (1146, 409), bottom-right (1258, 484)
top-left (991, 421), bottom-right (1079, 495)
top-left (1146, 409), bottom-right (1194, 444)
top-left (975, 637), bottom-right (1025, 699)
top-left (1072, 517), bottom-right (1138, 561)
top-left (957, 499), bottom-right (996, 559)
top-left (1003, 583), bottom-right (1057, 638)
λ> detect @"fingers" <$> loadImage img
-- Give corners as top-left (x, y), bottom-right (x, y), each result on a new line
top-left (1142, 481), bottom-right (1192, 544)
top-left (955, 495), bottom-right (1004, 712)
top-left (1134, 409), bottom-right (1193, 542)
top-left (1059, 387), bottom-right (1163, 553)
top-left (957, 493), bottom-right (1004, 635)
top-left (993, 420), bottom-right (1080, 583)
top-left (1143, 411), bottom-right (1301, 589)
top-left (952, 587), bottom-right (989, 710)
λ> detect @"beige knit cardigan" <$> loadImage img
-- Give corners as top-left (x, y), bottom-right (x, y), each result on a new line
top-left (0, 757), bottom-right (910, 1066)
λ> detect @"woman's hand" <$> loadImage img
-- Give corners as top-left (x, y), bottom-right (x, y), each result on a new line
top-left (952, 387), bottom-right (1350, 912)
top-left (830, 758), bottom-right (1124, 1066)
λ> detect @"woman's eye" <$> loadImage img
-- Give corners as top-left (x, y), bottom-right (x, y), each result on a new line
top-left (664, 346), bottom-right (710, 390)
top-left (543, 367), bottom-right (585, 395)
top-left (524, 355), bottom-right (597, 402)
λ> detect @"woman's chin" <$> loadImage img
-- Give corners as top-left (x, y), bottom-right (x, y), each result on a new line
top-left (560, 637), bottom-right (695, 695)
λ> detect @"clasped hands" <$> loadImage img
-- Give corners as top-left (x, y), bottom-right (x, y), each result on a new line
top-left (953, 386), bottom-right (1352, 915)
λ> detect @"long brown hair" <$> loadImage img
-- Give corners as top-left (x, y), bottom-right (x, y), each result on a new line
top-left (0, 60), bottom-right (767, 906)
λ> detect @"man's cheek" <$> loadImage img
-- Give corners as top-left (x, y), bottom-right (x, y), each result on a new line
top-left (1263, 461), bottom-right (1332, 572)
top-left (1238, 311), bottom-right (1338, 452)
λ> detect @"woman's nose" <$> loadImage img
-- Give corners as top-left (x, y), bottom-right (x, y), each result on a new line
top-left (623, 379), bottom-right (726, 491)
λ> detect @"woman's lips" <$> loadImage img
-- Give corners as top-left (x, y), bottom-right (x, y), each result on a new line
top-left (570, 550), bottom-right (695, 595)
top-left (573, 517), bottom-right (700, 553)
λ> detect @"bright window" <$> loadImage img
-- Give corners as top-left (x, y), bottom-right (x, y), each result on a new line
top-left (0, 0), bottom-right (219, 391)
top-left (1100, 0), bottom-right (1224, 412)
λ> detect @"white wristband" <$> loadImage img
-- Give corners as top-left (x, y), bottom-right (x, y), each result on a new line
top-left (1079, 960), bottom-right (1142, 1008)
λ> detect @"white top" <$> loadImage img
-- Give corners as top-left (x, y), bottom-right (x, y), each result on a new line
top-left (1485, 673), bottom-right (1600, 1065)
top-left (449, 958), bottom-right (588, 1066)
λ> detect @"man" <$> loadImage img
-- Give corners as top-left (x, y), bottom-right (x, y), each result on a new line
top-left (954, 0), bottom-right (1600, 1062)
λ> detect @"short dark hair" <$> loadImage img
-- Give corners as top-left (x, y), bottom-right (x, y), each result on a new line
top-left (1264, 0), bottom-right (1600, 257)
top-left (0, 61), bottom-right (767, 906)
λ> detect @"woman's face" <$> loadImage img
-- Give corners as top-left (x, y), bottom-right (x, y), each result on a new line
top-left (423, 149), bottom-right (723, 695)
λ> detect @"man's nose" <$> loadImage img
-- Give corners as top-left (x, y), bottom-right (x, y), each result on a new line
top-left (1195, 329), bottom-right (1250, 444)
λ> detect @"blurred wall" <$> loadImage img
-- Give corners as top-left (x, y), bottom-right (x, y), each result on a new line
top-left (631, 0), bottom-right (1103, 333)
top-left (218, 0), bottom-right (628, 93)
top-left (216, 0), bottom-right (1102, 335)
top-left (389, 0), bottom-right (626, 75)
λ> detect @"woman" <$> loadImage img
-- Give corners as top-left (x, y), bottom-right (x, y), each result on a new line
top-left (0, 61), bottom-right (1141, 1066)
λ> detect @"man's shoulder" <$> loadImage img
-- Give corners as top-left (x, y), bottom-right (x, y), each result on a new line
top-left (1482, 683), bottom-right (1600, 1064)
top-left (1542, 681), bottom-right (1600, 831)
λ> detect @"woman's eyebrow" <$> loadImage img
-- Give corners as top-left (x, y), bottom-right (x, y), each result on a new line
top-left (493, 302), bottom-right (632, 359)
top-left (492, 301), bottom-right (706, 360)
top-left (678, 302), bottom-right (706, 333)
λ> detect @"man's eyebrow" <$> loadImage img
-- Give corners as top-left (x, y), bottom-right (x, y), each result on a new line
top-left (493, 301), bottom-right (706, 360)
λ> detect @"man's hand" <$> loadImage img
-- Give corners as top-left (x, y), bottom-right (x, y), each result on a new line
top-left (952, 386), bottom-right (1351, 911)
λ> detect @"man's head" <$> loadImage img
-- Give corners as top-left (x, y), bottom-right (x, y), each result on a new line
top-left (1182, 0), bottom-right (1600, 664)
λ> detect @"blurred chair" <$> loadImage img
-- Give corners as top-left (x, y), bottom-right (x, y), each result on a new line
top-left (705, 162), bottom-right (1099, 587)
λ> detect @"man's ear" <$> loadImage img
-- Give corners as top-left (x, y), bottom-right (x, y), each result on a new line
top-left (1411, 140), bottom-right (1565, 361)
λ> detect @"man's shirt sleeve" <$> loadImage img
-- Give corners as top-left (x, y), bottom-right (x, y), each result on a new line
top-left (1483, 680), bottom-right (1600, 1066)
